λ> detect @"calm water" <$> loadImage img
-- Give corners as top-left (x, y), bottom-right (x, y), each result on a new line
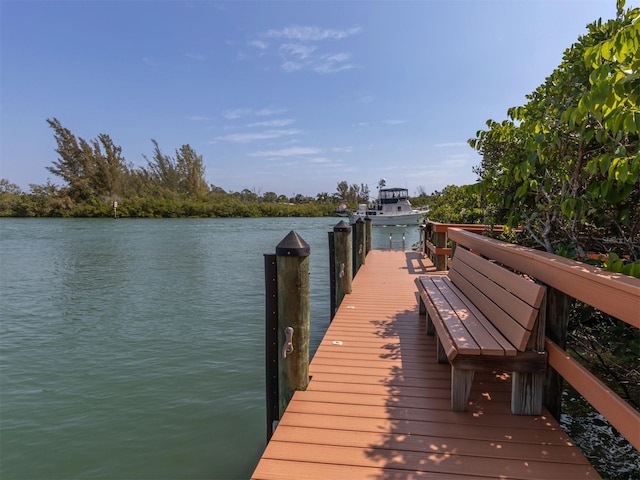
top-left (0, 218), bottom-right (420, 480)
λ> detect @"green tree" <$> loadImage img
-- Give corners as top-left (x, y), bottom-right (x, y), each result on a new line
top-left (0, 179), bottom-right (21, 194)
top-left (336, 181), bottom-right (350, 203)
top-left (263, 191), bottom-right (278, 203)
top-left (142, 141), bottom-right (208, 196)
top-left (46, 118), bottom-right (129, 201)
top-left (427, 185), bottom-right (483, 224)
top-left (470, 1), bottom-right (639, 266)
top-left (142, 139), bottom-right (181, 194)
top-left (175, 144), bottom-right (208, 196)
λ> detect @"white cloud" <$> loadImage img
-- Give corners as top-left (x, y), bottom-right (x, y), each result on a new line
top-left (332, 146), bottom-right (354, 153)
top-left (255, 108), bottom-right (287, 116)
top-left (185, 52), bottom-right (205, 61)
top-left (222, 107), bottom-right (287, 119)
top-left (222, 108), bottom-right (252, 119)
top-left (213, 129), bottom-right (301, 143)
top-left (314, 53), bottom-right (356, 74)
top-left (247, 25), bottom-right (361, 74)
top-left (434, 142), bottom-right (469, 148)
top-left (249, 40), bottom-right (268, 49)
top-left (186, 115), bottom-right (210, 121)
top-left (280, 43), bottom-right (317, 59)
top-left (264, 25), bottom-right (362, 41)
top-left (142, 57), bottom-right (160, 68)
top-left (282, 61), bottom-right (304, 72)
top-left (248, 147), bottom-right (322, 157)
top-left (442, 154), bottom-right (470, 167)
top-left (247, 119), bottom-right (295, 128)
top-left (382, 119), bottom-right (406, 125)
top-left (308, 157), bottom-right (332, 164)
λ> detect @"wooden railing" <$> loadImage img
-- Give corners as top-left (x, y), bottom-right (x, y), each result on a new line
top-left (445, 227), bottom-right (640, 450)
top-left (420, 221), bottom-right (516, 270)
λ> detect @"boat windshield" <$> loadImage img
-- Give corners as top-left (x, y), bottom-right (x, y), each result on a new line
top-left (379, 188), bottom-right (408, 202)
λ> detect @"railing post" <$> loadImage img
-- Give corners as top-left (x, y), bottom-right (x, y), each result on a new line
top-left (365, 217), bottom-right (372, 255)
top-left (275, 231), bottom-right (310, 420)
top-left (353, 217), bottom-right (365, 274)
top-left (543, 287), bottom-right (570, 420)
top-left (420, 223), bottom-right (428, 256)
top-left (264, 253), bottom-right (279, 440)
top-left (434, 229), bottom-right (447, 271)
top-left (333, 221), bottom-right (352, 316)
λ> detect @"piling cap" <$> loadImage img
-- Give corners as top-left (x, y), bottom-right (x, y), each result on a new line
top-left (354, 217), bottom-right (364, 224)
top-left (333, 220), bottom-right (351, 232)
top-left (276, 230), bottom-right (310, 257)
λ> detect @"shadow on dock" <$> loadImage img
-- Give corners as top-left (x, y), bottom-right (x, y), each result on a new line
top-left (364, 307), bottom-right (596, 479)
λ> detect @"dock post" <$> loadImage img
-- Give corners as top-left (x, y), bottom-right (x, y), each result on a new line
top-left (333, 221), bottom-right (352, 317)
top-left (275, 231), bottom-right (311, 420)
top-left (365, 217), bottom-right (372, 255)
top-left (353, 217), bottom-right (365, 275)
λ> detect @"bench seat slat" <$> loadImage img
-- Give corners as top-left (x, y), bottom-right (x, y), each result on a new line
top-left (433, 276), bottom-right (515, 356)
top-left (448, 267), bottom-right (531, 352)
top-left (440, 277), bottom-right (517, 357)
top-left (419, 276), bottom-right (480, 358)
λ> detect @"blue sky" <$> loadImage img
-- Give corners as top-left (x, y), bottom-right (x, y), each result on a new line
top-left (0, 0), bottom-right (631, 197)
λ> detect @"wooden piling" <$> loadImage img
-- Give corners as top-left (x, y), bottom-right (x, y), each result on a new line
top-left (353, 217), bottom-right (365, 275)
top-left (365, 217), bottom-right (372, 255)
top-left (333, 221), bottom-right (352, 316)
top-left (275, 231), bottom-right (311, 419)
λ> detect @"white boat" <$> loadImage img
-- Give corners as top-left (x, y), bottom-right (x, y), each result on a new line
top-left (348, 179), bottom-right (428, 226)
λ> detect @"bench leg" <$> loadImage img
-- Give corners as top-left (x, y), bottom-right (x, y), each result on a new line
top-left (435, 335), bottom-right (447, 363)
top-left (418, 296), bottom-right (426, 316)
top-left (451, 367), bottom-right (474, 412)
top-left (426, 312), bottom-right (435, 336)
top-left (511, 371), bottom-right (544, 415)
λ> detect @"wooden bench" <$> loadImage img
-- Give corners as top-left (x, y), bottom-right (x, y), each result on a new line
top-left (416, 237), bottom-right (548, 415)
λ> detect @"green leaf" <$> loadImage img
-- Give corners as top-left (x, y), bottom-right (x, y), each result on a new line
top-left (515, 183), bottom-right (529, 198)
top-left (625, 261), bottom-right (640, 279)
top-left (561, 198), bottom-right (575, 218)
top-left (624, 112), bottom-right (637, 133)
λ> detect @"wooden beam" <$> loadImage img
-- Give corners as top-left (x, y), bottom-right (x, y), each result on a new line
top-left (546, 339), bottom-right (640, 451)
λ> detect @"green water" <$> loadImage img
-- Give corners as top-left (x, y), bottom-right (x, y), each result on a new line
top-left (0, 218), bottom-right (419, 480)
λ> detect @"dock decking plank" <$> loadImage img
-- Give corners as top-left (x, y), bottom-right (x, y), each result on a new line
top-left (251, 250), bottom-right (600, 479)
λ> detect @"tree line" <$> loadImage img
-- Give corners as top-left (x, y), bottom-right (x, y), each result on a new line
top-left (2, 118), bottom-right (418, 218)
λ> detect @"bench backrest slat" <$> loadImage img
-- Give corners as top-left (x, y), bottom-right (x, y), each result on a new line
top-left (456, 247), bottom-right (546, 309)
top-left (450, 247), bottom-right (545, 352)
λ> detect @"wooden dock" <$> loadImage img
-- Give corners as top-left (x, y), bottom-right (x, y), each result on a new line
top-left (251, 250), bottom-right (600, 479)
